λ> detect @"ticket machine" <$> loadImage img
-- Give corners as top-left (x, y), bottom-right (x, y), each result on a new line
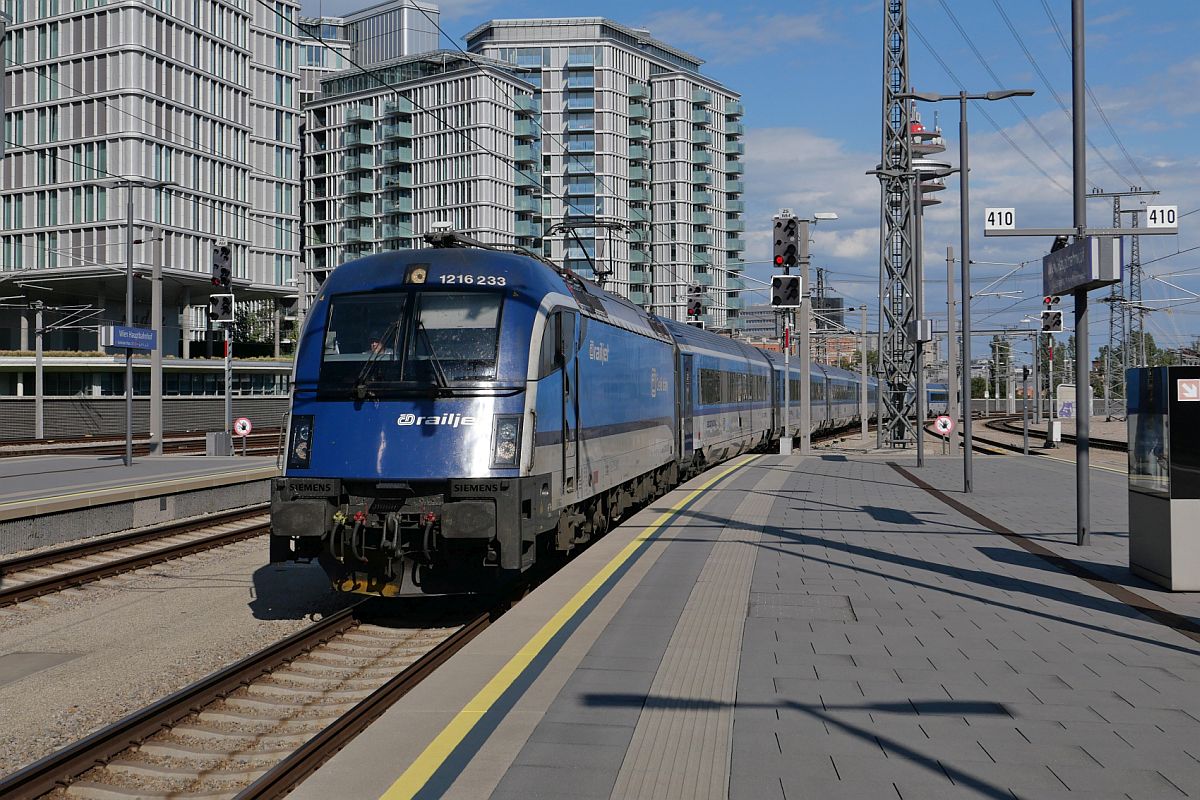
top-left (1127, 366), bottom-right (1200, 590)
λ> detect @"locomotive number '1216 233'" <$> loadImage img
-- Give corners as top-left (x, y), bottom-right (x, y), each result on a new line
top-left (438, 274), bottom-right (507, 286)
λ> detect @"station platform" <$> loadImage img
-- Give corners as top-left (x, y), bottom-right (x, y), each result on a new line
top-left (0, 455), bottom-right (277, 554)
top-left (294, 448), bottom-right (1200, 800)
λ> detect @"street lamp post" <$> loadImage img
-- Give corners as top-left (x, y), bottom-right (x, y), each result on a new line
top-left (99, 177), bottom-right (177, 466)
top-left (900, 88), bottom-right (1035, 492)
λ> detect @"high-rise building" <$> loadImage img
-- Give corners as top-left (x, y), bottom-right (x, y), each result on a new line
top-left (300, 50), bottom-right (538, 308)
top-left (465, 18), bottom-right (746, 327)
top-left (297, 0), bottom-right (438, 106)
top-left (0, 0), bottom-right (301, 352)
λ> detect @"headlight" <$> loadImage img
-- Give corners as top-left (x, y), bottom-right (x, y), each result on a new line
top-left (491, 415), bottom-right (521, 468)
top-left (287, 414), bottom-right (314, 469)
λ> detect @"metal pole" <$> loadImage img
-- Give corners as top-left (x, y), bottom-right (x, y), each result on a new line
top-left (124, 184), bottom-right (134, 468)
top-left (945, 246), bottom-right (958, 428)
top-left (1072, 0), bottom-right (1090, 547)
top-left (958, 92), bottom-right (974, 492)
top-left (224, 325), bottom-right (233, 438)
top-left (780, 315), bottom-right (791, 455)
top-left (1023, 374), bottom-right (1030, 455)
top-left (34, 302), bottom-right (43, 439)
top-left (1033, 332), bottom-right (1042, 424)
top-left (860, 305), bottom-right (868, 440)
top-left (913, 180), bottom-right (925, 466)
top-left (149, 252), bottom-right (163, 455)
top-left (799, 219), bottom-right (811, 455)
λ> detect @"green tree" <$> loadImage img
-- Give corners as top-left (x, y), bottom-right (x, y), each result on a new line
top-left (971, 376), bottom-right (987, 398)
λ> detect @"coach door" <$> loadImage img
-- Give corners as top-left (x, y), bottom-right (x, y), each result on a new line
top-left (559, 311), bottom-right (579, 495)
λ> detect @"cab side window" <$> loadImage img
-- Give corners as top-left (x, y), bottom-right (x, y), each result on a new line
top-left (539, 310), bottom-right (578, 378)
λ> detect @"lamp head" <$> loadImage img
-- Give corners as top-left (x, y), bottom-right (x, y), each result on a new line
top-left (901, 90), bottom-right (945, 103)
top-left (813, 212), bottom-right (838, 221)
top-left (985, 89), bottom-right (1035, 101)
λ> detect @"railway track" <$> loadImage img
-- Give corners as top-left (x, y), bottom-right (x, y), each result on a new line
top-left (0, 506), bottom-right (270, 607)
top-left (984, 416), bottom-right (1128, 452)
top-left (0, 430), bottom-right (282, 458)
top-left (0, 601), bottom-right (491, 800)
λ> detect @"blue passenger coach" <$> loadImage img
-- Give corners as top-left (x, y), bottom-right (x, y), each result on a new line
top-left (271, 244), bottom-right (875, 597)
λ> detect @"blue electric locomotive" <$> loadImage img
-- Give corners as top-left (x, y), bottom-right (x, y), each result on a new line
top-left (271, 244), bottom-right (875, 596)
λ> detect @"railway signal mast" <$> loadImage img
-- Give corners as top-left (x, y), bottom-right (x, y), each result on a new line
top-left (210, 244), bottom-right (235, 448)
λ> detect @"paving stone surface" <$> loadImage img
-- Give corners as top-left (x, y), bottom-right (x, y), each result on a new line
top-left (733, 451), bottom-right (1200, 800)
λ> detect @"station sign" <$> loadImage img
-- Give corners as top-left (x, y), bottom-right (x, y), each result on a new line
top-left (101, 325), bottom-right (157, 351)
top-left (1043, 236), bottom-right (1122, 297)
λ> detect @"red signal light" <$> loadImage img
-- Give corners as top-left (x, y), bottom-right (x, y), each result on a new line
top-left (774, 255), bottom-right (784, 266)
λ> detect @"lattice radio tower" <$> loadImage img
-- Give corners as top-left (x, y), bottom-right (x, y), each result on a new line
top-left (877, 0), bottom-right (918, 447)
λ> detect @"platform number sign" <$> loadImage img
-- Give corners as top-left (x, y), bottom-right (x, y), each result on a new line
top-left (1146, 206), bottom-right (1178, 229)
top-left (984, 208), bottom-right (1016, 230)
top-left (233, 417), bottom-right (253, 437)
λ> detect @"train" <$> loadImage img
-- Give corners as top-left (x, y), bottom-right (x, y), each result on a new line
top-left (270, 243), bottom-right (877, 596)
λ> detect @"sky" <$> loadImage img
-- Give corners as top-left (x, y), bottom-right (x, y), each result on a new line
top-left (300, 0), bottom-right (1200, 366)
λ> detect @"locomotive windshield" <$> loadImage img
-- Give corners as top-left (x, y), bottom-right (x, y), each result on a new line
top-left (319, 290), bottom-right (504, 395)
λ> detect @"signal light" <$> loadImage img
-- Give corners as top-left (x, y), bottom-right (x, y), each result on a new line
top-left (1041, 309), bottom-right (1064, 333)
top-left (770, 274), bottom-right (802, 308)
top-left (773, 216), bottom-right (800, 270)
top-left (1043, 295), bottom-right (1060, 308)
top-left (208, 293), bottom-right (235, 322)
top-left (211, 244), bottom-right (232, 289)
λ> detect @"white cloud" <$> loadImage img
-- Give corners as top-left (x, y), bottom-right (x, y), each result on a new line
top-left (637, 10), bottom-right (827, 63)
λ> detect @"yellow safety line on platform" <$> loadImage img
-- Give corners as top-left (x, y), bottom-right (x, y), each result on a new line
top-left (0, 467), bottom-right (275, 511)
top-left (379, 454), bottom-right (759, 800)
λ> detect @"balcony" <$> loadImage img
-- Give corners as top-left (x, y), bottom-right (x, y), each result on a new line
top-left (728, 275), bottom-right (747, 291)
top-left (692, 109), bottom-right (711, 125)
top-left (628, 144), bottom-right (649, 162)
top-left (692, 170), bottom-right (712, 185)
top-left (630, 206), bottom-right (651, 224)
top-left (382, 97), bottom-right (413, 115)
top-left (725, 100), bottom-right (745, 117)
top-left (566, 93), bottom-right (595, 110)
top-left (727, 179), bottom-right (744, 194)
top-left (565, 157), bottom-right (596, 174)
top-left (628, 124), bottom-right (650, 140)
top-left (516, 171), bottom-right (542, 190)
top-left (381, 121), bottom-right (413, 140)
top-left (515, 142), bottom-right (539, 162)
top-left (629, 83), bottom-right (649, 100)
top-left (515, 219), bottom-right (541, 238)
top-left (381, 196), bottom-right (412, 214)
top-left (515, 118), bottom-right (538, 138)
top-left (629, 290), bottom-right (650, 305)
top-left (565, 246), bottom-right (596, 262)
top-left (382, 223), bottom-right (412, 240)
top-left (726, 141), bottom-right (745, 156)
top-left (693, 190), bottom-right (712, 205)
top-left (381, 147), bottom-right (410, 166)
top-left (693, 211), bottom-right (712, 225)
top-left (692, 89), bottom-right (712, 105)
top-left (726, 237), bottom-right (746, 251)
top-left (726, 121), bottom-right (745, 136)
top-left (340, 202), bottom-right (364, 219)
top-left (629, 186), bottom-right (649, 203)
top-left (692, 252), bottom-right (711, 266)
top-left (692, 150), bottom-right (713, 166)
top-left (345, 107), bottom-right (373, 124)
top-left (693, 271), bottom-right (713, 285)
top-left (514, 94), bottom-right (540, 113)
top-left (691, 130), bottom-right (713, 146)
top-left (566, 50), bottom-right (595, 68)
top-left (566, 137), bottom-right (595, 153)
top-left (342, 228), bottom-right (361, 244)
top-left (566, 115), bottom-right (595, 132)
top-left (566, 181), bottom-right (596, 196)
top-left (380, 172), bottom-right (412, 190)
top-left (628, 225), bottom-right (650, 243)
top-left (566, 72), bottom-right (595, 89)
top-left (629, 165), bottom-right (649, 182)
top-left (726, 160), bottom-right (745, 175)
top-left (339, 178), bottom-right (369, 195)
top-left (629, 102), bottom-right (649, 120)
top-left (629, 249), bottom-right (649, 264)
top-left (727, 258), bottom-right (745, 270)
top-left (727, 199), bottom-right (745, 212)
top-left (341, 154), bottom-right (371, 171)
top-left (726, 218), bottom-right (745, 232)
top-left (693, 231), bottom-right (713, 246)
top-left (342, 130), bottom-right (373, 147)
top-left (727, 296), bottom-right (745, 310)
top-left (565, 202), bottom-right (600, 219)
top-left (515, 193), bottom-right (541, 214)
top-left (630, 268), bottom-right (650, 283)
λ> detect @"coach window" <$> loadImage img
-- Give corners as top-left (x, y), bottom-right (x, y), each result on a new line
top-left (539, 310), bottom-right (576, 378)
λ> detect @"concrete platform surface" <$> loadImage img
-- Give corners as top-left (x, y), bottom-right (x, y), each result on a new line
top-left (292, 450), bottom-right (1200, 800)
top-left (0, 454), bottom-right (276, 521)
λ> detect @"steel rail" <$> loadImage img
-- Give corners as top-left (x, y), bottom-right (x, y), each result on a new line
top-left (0, 510), bottom-right (270, 607)
top-left (0, 605), bottom-right (364, 800)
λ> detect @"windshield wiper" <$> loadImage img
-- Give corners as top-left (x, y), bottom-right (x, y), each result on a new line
top-left (351, 318), bottom-right (401, 400)
top-left (417, 320), bottom-right (450, 391)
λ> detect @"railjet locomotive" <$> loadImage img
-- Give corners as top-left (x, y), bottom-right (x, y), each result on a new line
top-left (271, 243), bottom-right (875, 596)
